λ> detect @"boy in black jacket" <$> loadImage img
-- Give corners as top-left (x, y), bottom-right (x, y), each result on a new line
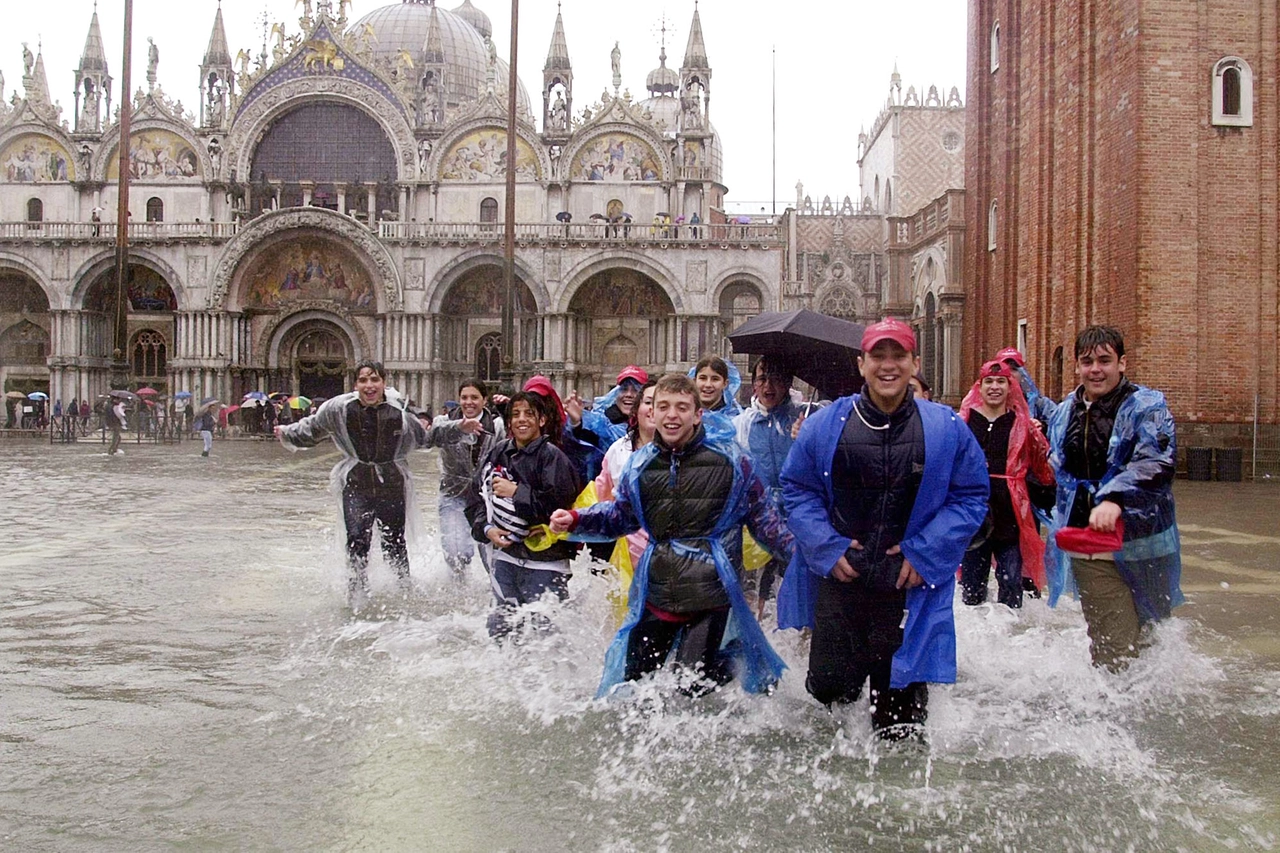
top-left (466, 391), bottom-right (582, 638)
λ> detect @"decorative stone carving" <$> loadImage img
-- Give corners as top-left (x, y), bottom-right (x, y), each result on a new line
top-left (225, 76), bottom-right (415, 183)
top-left (208, 208), bottom-right (403, 311)
top-left (686, 260), bottom-right (707, 293)
top-left (405, 258), bottom-right (425, 290)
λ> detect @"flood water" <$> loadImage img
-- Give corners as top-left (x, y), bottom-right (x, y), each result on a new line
top-left (1, 439), bottom-right (1278, 851)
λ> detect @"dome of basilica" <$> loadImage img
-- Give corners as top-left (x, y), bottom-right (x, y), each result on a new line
top-left (636, 93), bottom-right (724, 186)
top-left (350, 1), bottom-right (532, 120)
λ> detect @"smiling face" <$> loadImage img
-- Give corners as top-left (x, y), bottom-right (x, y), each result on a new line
top-left (858, 341), bottom-right (920, 413)
top-left (653, 388), bottom-right (701, 449)
top-left (507, 399), bottom-right (546, 448)
top-left (615, 381), bottom-right (641, 416)
top-left (979, 375), bottom-right (1010, 411)
top-left (458, 384), bottom-right (486, 419)
top-left (695, 367), bottom-right (728, 407)
top-left (752, 363), bottom-right (791, 411)
top-left (354, 366), bottom-right (386, 407)
top-left (636, 385), bottom-right (657, 440)
top-left (1076, 344), bottom-right (1126, 402)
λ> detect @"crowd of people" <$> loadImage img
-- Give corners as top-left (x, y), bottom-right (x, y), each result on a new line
top-left (274, 320), bottom-right (1183, 741)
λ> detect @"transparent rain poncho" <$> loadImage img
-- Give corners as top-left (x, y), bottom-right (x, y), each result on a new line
top-left (277, 391), bottom-right (434, 572)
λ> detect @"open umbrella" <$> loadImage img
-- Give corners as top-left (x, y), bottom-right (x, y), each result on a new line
top-left (135, 387), bottom-right (160, 397)
top-left (5, 390), bottom-right (26, 399)
top-left (173, 391), bottom-right (193, 399)
top-left (107, 389), bottom-right (139, 401)
top-left (27, 391), bottom-right (49, 401)
top-left (555, 211), bottom-right (572, 223)
top-left (194, 397), bottom-right (222, 417)
top-left (288, 395), bottom-right (312, 410)
top-left (589, 213), bottom-right (608, 221)
top-left (240, 397), bottom-right (265, 408)
top-left (727, 309), bottom-right (866, 399)
top-left (243, 390), bottom-right (268, 401)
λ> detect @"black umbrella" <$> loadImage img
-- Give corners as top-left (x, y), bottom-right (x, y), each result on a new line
top-left (556, 211), bottom-right (573, 223)
top-left (589, 213), bottom-right (608, 221)
top-left (107, 389), bottom-right (139, 401)
top-left (727, 309), bottom-right (866, 399)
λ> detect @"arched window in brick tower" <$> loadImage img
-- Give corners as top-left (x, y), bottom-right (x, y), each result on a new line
top-left (1212, 57), bottom-right (1253, 127)
top-left (988, 201), bottom-right (998, 251)
top-left (990, 22), bottom-right (1000, 73)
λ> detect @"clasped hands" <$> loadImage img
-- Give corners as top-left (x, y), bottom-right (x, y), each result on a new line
top-left (831, 539), bottom-right (923, 589)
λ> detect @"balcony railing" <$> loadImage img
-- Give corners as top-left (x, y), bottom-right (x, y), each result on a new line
top-left (378, 220), bottom-right (783, 245)
top-left (0, 221), bottom-right (241, 241)
top-left (0, 219), bottom-right (783, 247)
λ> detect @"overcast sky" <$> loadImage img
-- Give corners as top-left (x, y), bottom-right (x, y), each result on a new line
top-left (1, 0), bottom-right (968, 211)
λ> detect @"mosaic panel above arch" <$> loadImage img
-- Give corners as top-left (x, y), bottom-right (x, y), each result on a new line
top-left (1, 134), bottom-right (75, 182)
top-left (571, 133), bottom-right (661, 183)
top-left (440, 266), bottom-right (537, 315)
top-left (570, 268), bottom-right (674, 317)
top-left (239, 235), bottom-right (377, 312)
top-left (84, 265), bottom-right (177, 313)
top-left (439, 129), bottom-right (541, 182)
top-left (106, 130), bottom-right (200, 181)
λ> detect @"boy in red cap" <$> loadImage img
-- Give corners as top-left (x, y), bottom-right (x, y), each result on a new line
top-left (777, 318), bottom-right (988, 740)
top-left (959, 360), bottom-right (1055, 608)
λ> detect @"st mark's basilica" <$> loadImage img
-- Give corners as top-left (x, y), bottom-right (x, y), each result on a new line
top-left (0, 0), bottom-right (786, 408)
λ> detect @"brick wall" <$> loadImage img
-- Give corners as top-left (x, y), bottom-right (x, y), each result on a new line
top-left (965, 0), bottom-right (1280, 431)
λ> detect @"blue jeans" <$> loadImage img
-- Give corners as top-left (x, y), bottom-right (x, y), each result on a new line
top-left (438, 493), bottom-right (476, 569)
top-left (487, 559), bottom-right (569, 638)
top-left (961, 539), bottom-right (1024, 608)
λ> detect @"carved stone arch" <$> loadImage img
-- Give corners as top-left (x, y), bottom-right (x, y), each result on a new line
top-left (814, 282), bottom-right (860, 320)
top-left (558, 252), bottom-right (682, 313)
top-left (93, 117), bottom-right (212, 183)
top-left (208, 208), bottom-right (402, 311)
top-left (259, 308), bottom-right (369, 370)
top-left (911, 244), bottom-right (952, 301)
top-left (0, 252), bottom-right (58, 309)
top-left (430, 119), bottom-right (553, 182)
top-left (561, 121), bottom-right (673, 183)
top-left (226, 80), bottom-right (417, 183)
top-left (710, 269), bottom-right (773, 311)
top-left (426, 249), bottom-right (547, 313)
top-left (70, 248), bottom-right (188, 311)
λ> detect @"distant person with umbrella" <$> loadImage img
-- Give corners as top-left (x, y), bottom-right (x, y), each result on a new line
top-left (776, 319), bottom-right (988, 742)
top-left (733, 354), bottom-right (805, 602)
top-left (194, 397), bottom-right (219, 457)
top-left (106, 394), bottom-right (129, 455)
top-left (275, 359), bottom-right (482, 609)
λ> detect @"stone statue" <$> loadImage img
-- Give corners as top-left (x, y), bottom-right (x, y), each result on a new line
top-left (207, 137), bottom-right (223, 179)
top-left (147, 38), bottom-right (160, 89)
top-left (297, 0), bottom-right (313, 19)
top-left (417, 139), bottom-right (432, 175)
top-left (549, 90), bottom-right (567, 131)
top-left (610, 42), bottom-right (621, 91)
top-left (22, 43), bottom-right (34, 77)
top-left (236, 49), bottom-right (252, 79)
top-left (338, 0), bottom-right (352, 20)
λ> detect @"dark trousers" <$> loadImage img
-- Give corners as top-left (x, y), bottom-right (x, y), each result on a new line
top-left (342, 486), bottom-right (408, 584)
top-left (487, 560), bottom-right (570, 638)
top-left (807, 577), bottom-right (928, 731)
top-left (624, 606), bottom-right (731, 685)
top-left (960, 538), bottom-right (1024, 608)
top-left (107, 427), bottom-right (122, 455)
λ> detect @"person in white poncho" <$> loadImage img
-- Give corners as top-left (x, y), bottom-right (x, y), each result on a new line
top-left (275, 360), bottom-right (480, 606)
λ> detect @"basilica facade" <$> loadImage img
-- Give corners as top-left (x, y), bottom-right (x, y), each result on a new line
top-left (0, 0), bottom-right (782, 409)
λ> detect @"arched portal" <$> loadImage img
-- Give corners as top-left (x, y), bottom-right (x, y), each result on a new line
top-left (569, 268), bottom-right (675, 395)
top-left (436, 265), bottom-right (538, 370)
top-left (82, 263), bottom-right (177, 391)
top-left (277, 318), bottom-right (354, 401)
top-left (718, 280), bottom-right (762, 380)
top-left (1, 272), bottom-right (52, 413)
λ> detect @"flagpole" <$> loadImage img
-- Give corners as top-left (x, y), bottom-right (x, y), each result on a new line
top-left (111, 0), bottom-right (134, 391)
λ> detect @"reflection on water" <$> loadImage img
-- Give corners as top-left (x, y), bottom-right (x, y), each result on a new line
top-left (0, 441), bottom-right (1277, 851)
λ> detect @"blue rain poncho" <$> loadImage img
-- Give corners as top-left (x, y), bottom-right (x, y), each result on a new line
top-left (1014, 364), bottom-right (1059, 423)
top-left (776, 395), bottom-right (989, 688)
top-left (1044, 384), bottom-right (1183, 621)
top-left (572, 429), bottom-right (793, 697)
top-left (686, 361), bottom-right (743, 417)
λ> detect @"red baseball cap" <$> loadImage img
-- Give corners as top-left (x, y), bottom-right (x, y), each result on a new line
top-left (860, 318), bottom-right (917, 354)
top-left (980, 359), bottom-right (1014, 379)
top-left (995, 347), bottom-right (1025, 367)
top-left (615, 365), bottom-right (649, 386)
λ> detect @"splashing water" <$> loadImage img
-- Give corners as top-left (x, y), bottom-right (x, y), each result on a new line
top-left (0, 442), bottom-right (1276, 851)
